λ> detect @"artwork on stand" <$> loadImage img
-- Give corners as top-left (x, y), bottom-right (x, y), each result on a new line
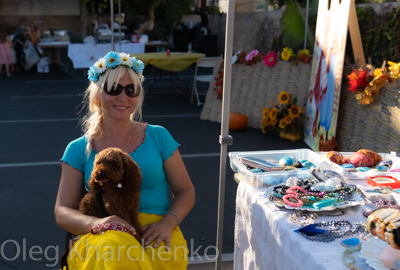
top-left (304, 0), bottom-right (351, 151)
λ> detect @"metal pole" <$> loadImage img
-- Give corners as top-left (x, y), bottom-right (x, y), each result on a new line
top-left (118, 0), bottom-right (121, 51)
top-left (215, 0), bottom-right (235, 269)
top-left (110, 0), bottom-right (115, 51)
top-left (304, 0), bottom-right (309, 49)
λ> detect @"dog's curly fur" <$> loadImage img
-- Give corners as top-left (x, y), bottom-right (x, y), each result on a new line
top-left (79, 147), bottom-right (142, 242)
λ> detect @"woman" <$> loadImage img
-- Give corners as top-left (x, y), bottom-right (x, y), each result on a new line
top-left (55, 51), bottom-right (195, 269)
top-left (29, 23), bottom-right (41, 54)
top-left (0, 28), bottom-right (14, 76)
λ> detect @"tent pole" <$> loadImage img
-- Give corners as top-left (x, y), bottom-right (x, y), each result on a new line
top-left (304, 0), bottom-right (309, 49)
top-left (118, 0), bottom-right (121, 51)
top-left (110, 0), bottom-right (114, 51)
top-left (215, 0), bottom-right (235, 269)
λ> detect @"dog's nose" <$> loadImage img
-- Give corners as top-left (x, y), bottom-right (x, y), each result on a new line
top-left (97, 170), bottom-right (105, 179)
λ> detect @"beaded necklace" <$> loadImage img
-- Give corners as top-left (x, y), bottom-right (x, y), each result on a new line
top-left (295, 220), bottom-right (366, 242)
top-left (341, 246), bottom-right (361, 270)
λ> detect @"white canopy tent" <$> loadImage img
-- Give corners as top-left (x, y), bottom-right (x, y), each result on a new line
top-left (214, 1), bottom-right (311, 269)
top-left (215, 0), bottom-right (235, 269)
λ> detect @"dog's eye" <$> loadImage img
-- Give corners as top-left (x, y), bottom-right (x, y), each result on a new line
top-left (110, 161), bottom-right (117, 167)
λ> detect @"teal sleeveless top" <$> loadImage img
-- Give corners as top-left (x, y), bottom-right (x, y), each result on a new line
top-left (60, 124), bottom-right (179, 215)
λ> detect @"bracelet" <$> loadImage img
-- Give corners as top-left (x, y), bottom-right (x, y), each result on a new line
top-left (283, 194), bottom-right (304, 207)
top-left (90, 223), bottom-right (131, 234)
top-left (166, 211), bottom-right (180, 225)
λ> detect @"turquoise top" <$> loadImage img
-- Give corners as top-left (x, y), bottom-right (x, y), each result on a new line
top-left (60, 124), bottom-right (179, 215)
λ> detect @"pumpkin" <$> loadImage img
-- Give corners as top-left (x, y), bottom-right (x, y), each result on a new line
top-left (229, 112), bottom-right (248, 131)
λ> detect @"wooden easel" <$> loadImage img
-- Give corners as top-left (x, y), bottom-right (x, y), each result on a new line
top-left (348, 0), bottom-right (366, 66)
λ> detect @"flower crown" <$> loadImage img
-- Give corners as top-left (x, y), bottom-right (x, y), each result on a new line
top-left (87, 51), bottom-right (145, 83)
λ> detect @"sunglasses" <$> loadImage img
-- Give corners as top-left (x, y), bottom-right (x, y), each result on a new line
top-left (103, 82), bottom-right (140, 98)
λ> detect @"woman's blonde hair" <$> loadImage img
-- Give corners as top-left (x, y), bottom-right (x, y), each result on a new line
top-left (81, 66), bottom-right (144, 157)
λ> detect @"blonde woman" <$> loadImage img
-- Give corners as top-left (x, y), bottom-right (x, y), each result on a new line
top-left (55, 51), bottom-right (195, 269)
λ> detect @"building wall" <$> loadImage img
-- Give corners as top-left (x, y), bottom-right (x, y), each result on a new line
top-left (0, 0), bottom-right (81, 36)
top-left (0, 0), bottom-right (79, 15)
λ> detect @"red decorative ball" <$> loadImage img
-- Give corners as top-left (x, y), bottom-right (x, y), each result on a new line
top-left (350, 153), bottom-right (373, 168)
top-left (326, 151), bottom-right (344, 165)
top-left (356, 149), bottom-right (382, 166)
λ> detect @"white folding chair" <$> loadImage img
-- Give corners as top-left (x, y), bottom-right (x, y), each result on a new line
top-left (191, 57), bottom-right (222, 106)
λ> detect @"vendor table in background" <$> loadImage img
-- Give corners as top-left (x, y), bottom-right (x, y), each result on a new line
top-left (234, 179), bottom-right (373, 270)
top-left (145, 41), bottom-right (169, 52)
top-left (130, 52), bottom-right (205, 72)
top-left (38, 41), bottom-right (70, 72)
top-left (130, 52), bottom-right (206, 98)
top-left (68, 43), bottom-right (145, 69)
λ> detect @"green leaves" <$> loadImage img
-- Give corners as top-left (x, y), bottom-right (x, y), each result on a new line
top-left (281, 0), bottom-right (318, 51)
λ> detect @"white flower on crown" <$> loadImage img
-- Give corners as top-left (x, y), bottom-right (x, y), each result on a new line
top-left (94, 58), bottom-right (107, 74)
top-left (120, 53), bottom-right (133, 67)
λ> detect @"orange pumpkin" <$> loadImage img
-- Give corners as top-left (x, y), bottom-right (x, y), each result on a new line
top-left (229, 112), bottom-right (248, 131)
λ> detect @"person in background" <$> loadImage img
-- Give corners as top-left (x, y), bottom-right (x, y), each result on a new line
top-left (29, 23), bottom-right (41, 55)
top-left (55, 51), bottom-right (195, 269)
top-left (12, 26), bottom-right (27, 72)
top-left (0, 28), bottom-right (14, 77)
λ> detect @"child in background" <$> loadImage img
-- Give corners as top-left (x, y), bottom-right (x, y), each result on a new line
top-left (0, 28), bottom-right (14, 77)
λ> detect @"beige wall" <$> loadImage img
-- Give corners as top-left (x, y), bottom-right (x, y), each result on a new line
top-left (0, 0), bottom-right (79, 15)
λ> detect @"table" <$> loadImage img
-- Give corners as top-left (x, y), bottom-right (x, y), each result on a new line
top-left (130, 52), bottom-right (206, 98)
top-left (145, 41), bottom-right (169, 52)
top-left (67, 43), bottom-right (145, 69)
top-left (38, 41), bottom-right (70, 72)
top-left (234, 178), bottom-right (374, 270)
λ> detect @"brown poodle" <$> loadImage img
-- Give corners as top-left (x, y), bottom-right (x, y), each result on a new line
top-left (79, 147), bottom-right (142, 243)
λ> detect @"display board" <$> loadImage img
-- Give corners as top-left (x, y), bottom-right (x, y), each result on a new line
top-left (304, 0), bottom-right (351, 151)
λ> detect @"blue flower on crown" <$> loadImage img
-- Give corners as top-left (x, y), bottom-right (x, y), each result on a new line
top-left (87, 66), bottom-right (99, 82)
top-left (87, 51), bottom-right (145, 83)
top-left (104, 51), bottom-right (121, 68)
top-left (131, 57), bottom-right (144, 74)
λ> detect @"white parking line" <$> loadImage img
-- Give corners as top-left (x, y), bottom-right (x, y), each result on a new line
top-left (0, 153), bottom-right (220, 168)
top-left (188, 253), bottom-right (234, 264)
top-left (11, 94), bottom-right (82, 99)
top-left (0, 114), bottom-right (201, 124)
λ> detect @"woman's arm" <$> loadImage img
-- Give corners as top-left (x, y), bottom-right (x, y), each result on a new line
top-left (55, 163), bottom-right (138, 236)
top-left (54, 163), bottom-right (96, 235)
top-left (141, 149), bottom-right (195, 248)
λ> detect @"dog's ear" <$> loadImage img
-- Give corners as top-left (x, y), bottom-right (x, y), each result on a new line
top-left (121, 154), bottom-right (142, 193)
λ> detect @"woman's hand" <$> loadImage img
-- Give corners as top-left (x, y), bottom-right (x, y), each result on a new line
top-left (90, 215), bottom-right (137, 237)
top-left (142, 220), bottom-right (174, 250)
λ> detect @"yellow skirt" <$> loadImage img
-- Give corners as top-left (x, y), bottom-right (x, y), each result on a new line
top-left (66, 213), bottom-right (188, 270)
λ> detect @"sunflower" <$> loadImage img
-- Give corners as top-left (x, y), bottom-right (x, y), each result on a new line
top-left (262, 108), bottom-right (269, 119)
top-left (288, 105), bottom-right (301, 118)
top-left (269, 108), bottom-right (278, 119)
top-left (285, 115), bottom-right (293, 124)
top-left (281, 47), bottom-right (293, 61)
top-left (271, 118), bottom-right (277, 126)
top-left (278, 91), bottom-right (290, 105)
top-left (279, 118), bottom-right (288, 129)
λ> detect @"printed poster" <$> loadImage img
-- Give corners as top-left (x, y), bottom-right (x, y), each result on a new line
top-left (304, 0), bottom-right (351, 151)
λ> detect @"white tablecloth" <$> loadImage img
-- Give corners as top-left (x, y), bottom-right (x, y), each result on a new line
top-left (67, 43), bottom-right (145, 69)
top-left (234, 181), bottom-right (374, 270)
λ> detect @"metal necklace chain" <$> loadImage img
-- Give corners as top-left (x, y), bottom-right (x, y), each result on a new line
top-left (106, 131), bottom-right (132, 152)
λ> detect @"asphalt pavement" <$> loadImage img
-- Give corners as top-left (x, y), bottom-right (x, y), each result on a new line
top-left (0, 59), bottom-right (309, 269)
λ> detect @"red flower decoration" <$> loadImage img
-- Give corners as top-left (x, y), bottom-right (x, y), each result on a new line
top-left (264, 52), bottom-right (277, 67)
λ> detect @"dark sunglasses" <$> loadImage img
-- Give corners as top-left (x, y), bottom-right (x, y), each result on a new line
top-left (103, 82), bottom-right (140, 98)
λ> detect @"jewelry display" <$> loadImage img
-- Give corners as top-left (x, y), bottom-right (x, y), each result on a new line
top-left (366, 207), bottom-right (400, 249)
top-left (289, 212), bottom-right (319, 226)
top-left (267, 181), bottom-right (358, 210)
top-left (341, 246), bottom-right (362, 270)
top-left (295, 220), bottom-right (366, 242)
